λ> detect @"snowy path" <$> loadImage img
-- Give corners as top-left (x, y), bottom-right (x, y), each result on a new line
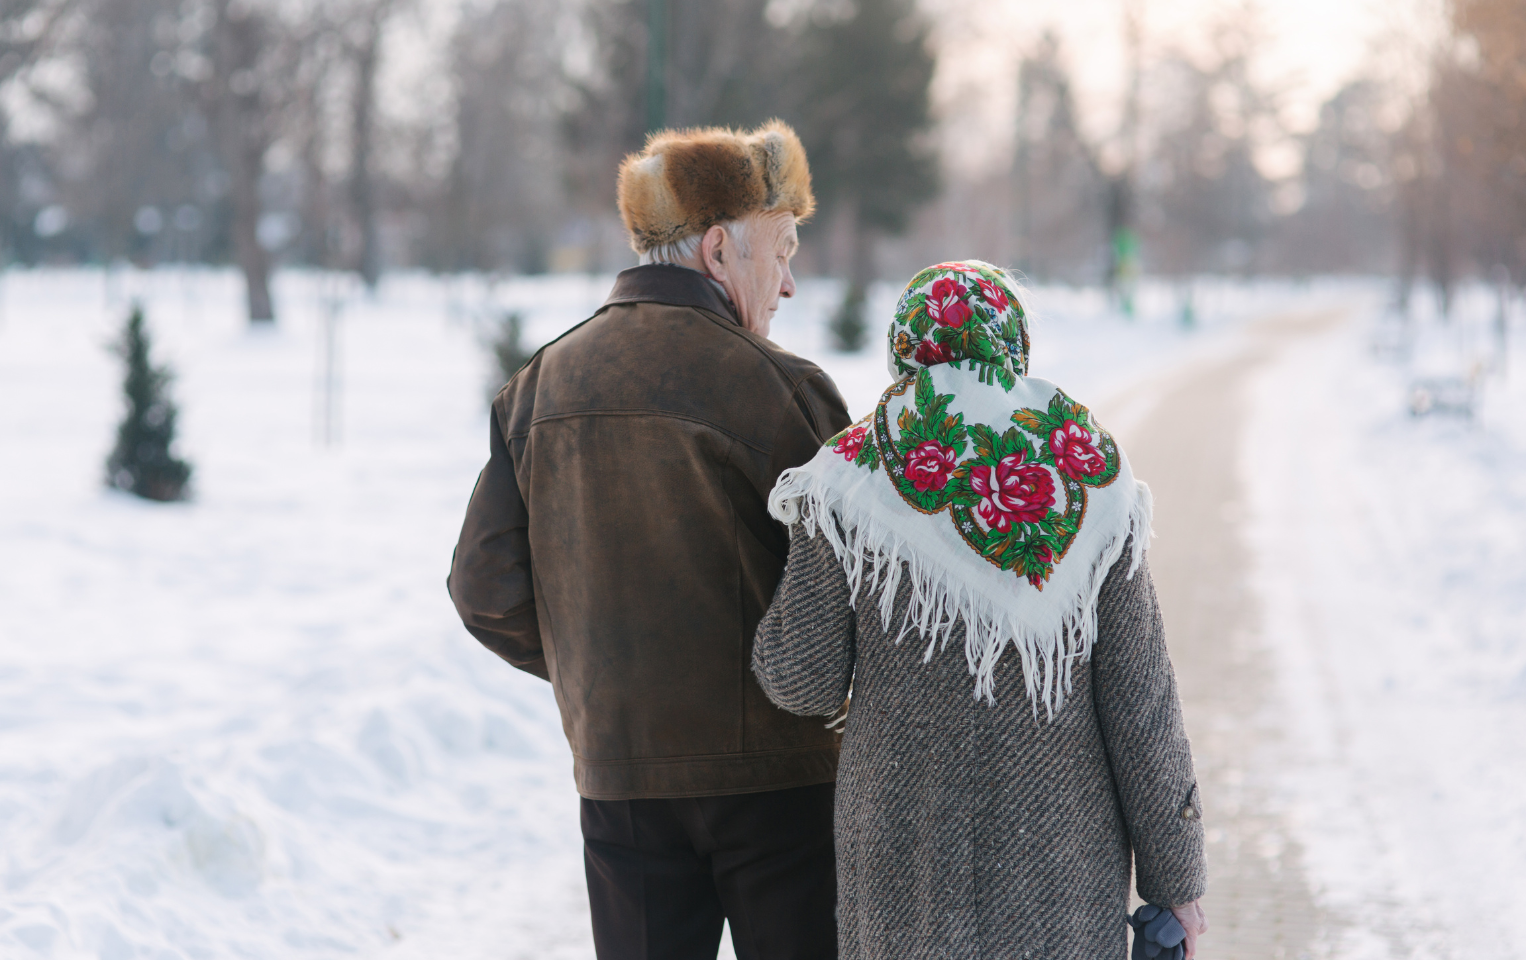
top-left (1239, 312), bottom-right (1526, 959)
top-left (1102, 311), bottom-right (1344, 959)
top-left (1105, 304), bottom-right (1526, 960)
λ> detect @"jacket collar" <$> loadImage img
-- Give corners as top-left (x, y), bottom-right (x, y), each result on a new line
top-left (602, 264), bottom-right (740, 326)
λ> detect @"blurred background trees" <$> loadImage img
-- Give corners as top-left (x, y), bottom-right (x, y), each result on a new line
top-left (0, 0), bottom-right (1520, 322)
top-left (1011, 32), bottom-right (1106, 284)
top-left (792, 0), bottom-right (938, 339)
top-left (1424, 0), bottom-right (1526, 308)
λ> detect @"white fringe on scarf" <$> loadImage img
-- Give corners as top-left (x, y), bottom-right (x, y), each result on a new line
top-left (769, 471), bottom-right (1153, 720)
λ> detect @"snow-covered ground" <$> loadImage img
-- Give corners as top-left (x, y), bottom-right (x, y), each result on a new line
top-left (1243, 286), bottom-right (1526, 957)
top-left (0, 265), bottom-right (1425, 959)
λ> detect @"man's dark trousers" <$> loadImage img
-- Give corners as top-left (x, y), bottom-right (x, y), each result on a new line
top-left (581, 783), bottom-right (837, 960)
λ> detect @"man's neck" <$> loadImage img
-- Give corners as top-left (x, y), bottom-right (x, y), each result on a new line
top-left (665, 260), bottom-right (736, 321)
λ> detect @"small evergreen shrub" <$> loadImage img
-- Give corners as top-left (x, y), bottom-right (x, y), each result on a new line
top-left (486, 310), bottom-right (533, 402)
top-left (829, 283), bottom-right (868, 352)
top-left (106, 304), bottom-right (192, 502)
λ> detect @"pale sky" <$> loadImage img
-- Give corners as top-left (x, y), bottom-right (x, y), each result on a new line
top-left (923, 0), bottom-right (1445, 176)
top-left (373, 0), bottom-right (1447, 183)
top-left (1, 0), bottom-right (1440, 181)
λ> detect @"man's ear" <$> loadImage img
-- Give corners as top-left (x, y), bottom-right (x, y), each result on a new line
top-left (700, 224), bottom-right (729, 280)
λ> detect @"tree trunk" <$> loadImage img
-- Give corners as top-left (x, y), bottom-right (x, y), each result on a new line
top-left (848, 208), bottom-right (875, 296)
top-left (232, 131), bottom-right (274, 322)
top-left (1428, 171), bottom-right (1455, 320)
top-left (350, 4), bottom-right (387, 289)
top-left (211, 0), bottom-right (275, 324)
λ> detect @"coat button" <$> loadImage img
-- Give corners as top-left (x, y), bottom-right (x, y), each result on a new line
top-left (1181, 806), bottom-right (1199, 820)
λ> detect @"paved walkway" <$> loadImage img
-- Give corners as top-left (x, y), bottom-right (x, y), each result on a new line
top-left (1101, 311), bottom-right (1345, 960)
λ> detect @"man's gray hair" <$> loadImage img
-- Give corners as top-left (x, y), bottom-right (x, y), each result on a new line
top-left (639, 218), bottom-right (752, 266)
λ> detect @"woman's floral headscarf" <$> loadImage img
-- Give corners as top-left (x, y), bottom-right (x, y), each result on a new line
top-left (888, 261), bottom-right (1031, 386)
top-left (770, 260), bottom-right (1153, 718)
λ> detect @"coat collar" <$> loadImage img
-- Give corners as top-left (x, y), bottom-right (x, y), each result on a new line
top-left (602, 264), bottom-right (740, 326)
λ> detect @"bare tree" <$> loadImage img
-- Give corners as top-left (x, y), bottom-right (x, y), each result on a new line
top-left (204, 0), bottom-right (285, 322)
top-left (430, 0), bottom-right (568, 273)
top-left (791, 0), bottom-right (938, 291)
top-left (0, 0), bottom-right (81, 258)
top-left (1447, 0), bottom-right (1526, 288)
top-left (561, 0), bottom-right (795, 270)
top-left (51, 0), bottom-right (214, 264)
top-left (1279, 80), bottom-right (1395, 275)
top-left (1140, 12), bottom-right (1284, 277)
top-left (562, 0), bottom-right (653, 225)
top-left (1013, 33), bottom-right (1106, 282)
top-left (0, 0), bottom-right (74, 77)
top-left (1380, 0), bottom-right (1526, 318)
top-left (283, 13), bottom-right (345, 269)
top-left (338, 0), bottom-right (397, 287)
top-left (1105, 0), bottom-right (1144, 302)
top-left (663, 0), bottom-right (783, 129)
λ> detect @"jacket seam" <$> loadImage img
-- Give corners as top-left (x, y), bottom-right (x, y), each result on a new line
top-left (507, 297), bottom-right (823, 446)
top-left (511, 408), bottom-right (773, 454)
top-left (491, 315), bottom-right (596, 407)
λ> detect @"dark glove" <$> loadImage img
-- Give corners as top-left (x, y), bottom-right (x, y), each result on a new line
top-left (1128, 904), bottom-right (1187, 960)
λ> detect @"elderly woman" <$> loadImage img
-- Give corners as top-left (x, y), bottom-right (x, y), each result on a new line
top-left (752, 261), bottom-right (1208, 958)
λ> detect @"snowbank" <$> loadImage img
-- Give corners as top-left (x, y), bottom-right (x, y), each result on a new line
top-left (1242, 286), bottom-right (1526, 957)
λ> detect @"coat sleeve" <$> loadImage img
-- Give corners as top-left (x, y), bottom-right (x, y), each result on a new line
top-left (447, 403), bottom-right (548, 681)
top-left (1089, 543), bottom-right (1207, 907)
top-left (751, 526), bottom-right (856, 717)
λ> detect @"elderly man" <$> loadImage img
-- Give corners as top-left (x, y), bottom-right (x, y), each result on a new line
top-left (449, 121), bottom-right (849, 959)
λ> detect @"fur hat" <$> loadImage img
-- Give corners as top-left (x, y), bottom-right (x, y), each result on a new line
top-left (617, 120), bottom-right (816, 254)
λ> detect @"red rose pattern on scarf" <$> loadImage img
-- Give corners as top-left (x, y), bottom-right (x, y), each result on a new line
top-left (827, 367), bottom-right (1123, 588)
top-left (968, 451), bottom-right (1054, 530)
top-left (1048, 420), bottom-right (1107, 479)
top-left (905, 440), bottom-right (958, 492)
top-left (976, 277), bottom-right (1010, 312)
top-left (913, 338), bottom-right (955, 366)
top-left (926, 278), bottom-right (974, 329)
top-left (889, 261), bottom-right (1029, 388)
top-left (834, 425), bottom-right (868, 461)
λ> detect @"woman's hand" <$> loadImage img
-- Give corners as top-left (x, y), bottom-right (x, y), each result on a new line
top-left (1169, 900), bottom-right (1208, 959)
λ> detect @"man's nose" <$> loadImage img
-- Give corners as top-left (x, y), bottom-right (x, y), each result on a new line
top-left (780, 265), bottom-right (796, 299)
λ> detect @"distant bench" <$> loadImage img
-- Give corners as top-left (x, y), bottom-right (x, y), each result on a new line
top-left (1408, 373), bottom-right (1478, 418)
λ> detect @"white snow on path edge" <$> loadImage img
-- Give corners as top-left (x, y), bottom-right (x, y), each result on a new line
top-left (0, 267), bottom-right (1369, 959)
top-left (1240, 303), bottom-right (1526, 958)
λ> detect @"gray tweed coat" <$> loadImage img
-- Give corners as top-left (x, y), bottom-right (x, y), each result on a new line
top-left (752, 530), bottom-right (1206, 959)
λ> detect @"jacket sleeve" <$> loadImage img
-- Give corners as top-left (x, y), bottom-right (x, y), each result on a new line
top-left (766, 369), bottom-right (853, 484)
top-left (1090, 543), bottom-right (1206, 907)
top-left (752, 526), bottom-right (855, 716)
top-left (447, 403), bottom-right (548, 681)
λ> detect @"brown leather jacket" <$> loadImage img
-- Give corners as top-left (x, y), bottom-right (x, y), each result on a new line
top-left (449, 265), bottom-right (851, 799)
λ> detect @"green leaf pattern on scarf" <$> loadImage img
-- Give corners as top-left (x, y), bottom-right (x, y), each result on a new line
top-left (887, 260), bottom-right (1030, 388)
top-left (830, 368), bottom-right (1122, 589)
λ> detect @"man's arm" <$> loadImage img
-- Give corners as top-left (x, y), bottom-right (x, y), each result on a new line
top-left (447, 403), bottom-right (548, 680)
